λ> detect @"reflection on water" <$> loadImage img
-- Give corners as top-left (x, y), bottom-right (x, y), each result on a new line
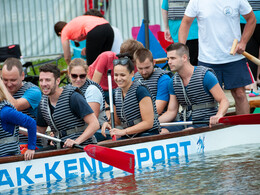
top-left (3, 144), bottom-right (260, 194)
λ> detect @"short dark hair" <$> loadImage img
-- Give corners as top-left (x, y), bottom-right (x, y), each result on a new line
top-left (133, 48), bottom-right (153, 63)
top-left (84, 9), bottom-right (104, 18)
top-left (54, 21), bottom-right (67, 37)
top-left (166, 43), bottom-right (190, 59)
top-left (39, 64), bottom-right (60, 80)
top-left (3, 57), bottom-right (23, 75)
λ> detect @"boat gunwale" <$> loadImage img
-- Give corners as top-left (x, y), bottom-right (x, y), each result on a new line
top-left (0, 123), bottom-right (230, 164)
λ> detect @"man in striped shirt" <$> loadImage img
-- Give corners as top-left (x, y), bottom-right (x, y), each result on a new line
top-left (159, 43), bottom-right (229, 132)
top-left (37, 64), bottom-right (99, 148)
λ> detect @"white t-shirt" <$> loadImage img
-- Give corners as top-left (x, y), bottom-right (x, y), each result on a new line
top-left (185, 0), bottom-right (252, 64)
top-left (84, 85), bottom-right (104, 111)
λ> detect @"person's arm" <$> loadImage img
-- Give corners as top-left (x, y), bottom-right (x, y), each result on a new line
top-left (92, 70), bottom-right (103, 84)
top-left (208, 84), bottom-right (229, 127)
top-left (0, 78), bottom-right (31, 111)
top-left (63, 92), bottom-right (99, 147)
top-left (110, 96), bottom-right (155, 137)
top-left (162, 9), bottom-right (173, 42)
top-left (159, 94), bottom-right (179, 123)
top-left (64, 113), bottom-right (99, 147)
top-left (235, 11), bottom-right (256, 54)
top-left (75, 113), bottom-right (99, 144)
top-left (178, 15), bottom-right (195, 44)
top-left (1, 106), bottom-right (37, 160)
top-left (91, 53), bottom-right (111, 83)
top-left (62, 39), bottom-right (71, 65)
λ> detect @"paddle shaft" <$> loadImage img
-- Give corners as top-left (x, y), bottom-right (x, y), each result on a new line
top-left (230, 39), bottom-right (260, 66)
top-left (19, 127), bottom-right (84, 149)
top-left (160, 121), bottom-right (209, 127)
top-left (107, 69), bottom-right (116, 141)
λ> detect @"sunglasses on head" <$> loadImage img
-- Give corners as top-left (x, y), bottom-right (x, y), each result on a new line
top-left (113, 57), bottom-right (131, 66)
top-left (71, 74), bottom-right (87, 79)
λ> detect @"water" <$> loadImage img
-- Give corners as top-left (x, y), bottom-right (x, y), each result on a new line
top-left (3, 144), bottom-right (260, 194)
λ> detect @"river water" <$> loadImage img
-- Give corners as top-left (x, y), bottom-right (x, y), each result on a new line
top-left (3, 143), bottom-right (260, 194)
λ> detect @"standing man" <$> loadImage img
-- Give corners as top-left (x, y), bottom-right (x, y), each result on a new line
top-left (134, 48), bottom-right (172, 115)
top-left (159, 43), bottom-right (229, 132)
top-left (37, 64), bottom-right (99, 147)
top-left (1, 57), bottom-right (42, 146)
top-left (162, 0), bottom-right (198, 65)
top-left (179, 0), bottom-right (256, 114)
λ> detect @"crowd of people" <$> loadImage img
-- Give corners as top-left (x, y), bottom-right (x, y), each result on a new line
top-left (0, 1), bottom-right (259, 160)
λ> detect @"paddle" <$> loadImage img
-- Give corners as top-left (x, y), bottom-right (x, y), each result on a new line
top-left (219, 113), bottom-right (260, 125)
top-left (161, 114), bottom-right (260, 127)
top-left (19, 127), bottom-right (135, 174)
top-left (107, 69), bottom-right (116, 141)
top-left (160, 121), bottom-right (209, 126)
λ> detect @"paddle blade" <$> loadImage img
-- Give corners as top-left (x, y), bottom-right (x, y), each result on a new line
top-left (219, 114), bottom-right (260, 125)
top-left (84, 144), bottom-right (135, 174)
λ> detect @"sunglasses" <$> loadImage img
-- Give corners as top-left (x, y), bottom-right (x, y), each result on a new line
top-left (113, 57), bottom-right (131, 66)
top-left (71, 74), bottom-right (87, 79)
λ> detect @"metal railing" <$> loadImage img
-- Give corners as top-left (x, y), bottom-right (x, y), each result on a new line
top-left (0, 0), bottom-right (164, 58)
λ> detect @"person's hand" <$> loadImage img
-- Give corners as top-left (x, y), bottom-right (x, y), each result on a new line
top-left (63, 138), bottom-right (78, 148)
top-left (164, 29), bottom-right (173, 42)
top-left (24, 149), bottom-right (35, 161)
top-left (101, 122), bottom-right (111, 137)
top-left (110, 128), bottom-right (126, 138)
top-left (234, 41), bottom-right (246, 54)
top-left (81, 47), bottom-right (87, 56)
top-left (209, 115), bottom-right (223, 127)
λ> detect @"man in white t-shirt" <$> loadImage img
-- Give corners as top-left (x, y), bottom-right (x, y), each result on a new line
top-left (178, 0), bottom-right (256, 115)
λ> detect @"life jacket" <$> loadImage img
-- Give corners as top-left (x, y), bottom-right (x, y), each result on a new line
top-left (173, 66), bottom-right (218, 121)
top-left (40, 85), bottom-right (95, 145)
top-left (114, 80), bottom-right (160, 138)
top-left (248, 0), bottom-right (260, 11)
top-left (79, 80), bottom-right (108, 125)
top-left (134, 68), bottom-right (172, 99)
top-left (0, 100), bottom-right (20, 157)
top-left (168, 0), bottom-right (190, 20)
top-left (13, 81), bottom-right (42, 145)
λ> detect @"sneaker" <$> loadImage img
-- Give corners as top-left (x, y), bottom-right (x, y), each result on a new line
top-left (249, 91), bottom-right (260, 97)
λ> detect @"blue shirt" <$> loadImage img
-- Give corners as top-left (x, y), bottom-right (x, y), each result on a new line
top-left (1, 105), bottom-right (36, 150)
top-left (169, 68), bottom-right (219, 95)
top-left (22, 86), bottom-right (42, 118)
top-left (156, 74), bottom-right (171, 102)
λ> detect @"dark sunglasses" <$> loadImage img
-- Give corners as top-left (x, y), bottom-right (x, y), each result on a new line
top-left (71, 74), bottom-right (87, 79)
top-left (113, 57), bottom-right (131, 66)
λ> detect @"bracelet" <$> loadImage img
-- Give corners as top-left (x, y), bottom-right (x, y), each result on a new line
top-left (105, 107), bottom-right (110, 111)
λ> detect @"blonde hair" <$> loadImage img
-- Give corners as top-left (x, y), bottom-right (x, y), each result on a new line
top-left (68, 58), bottom-right (88, 73)
top-left (0, 85), bottom-right (7, 102)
